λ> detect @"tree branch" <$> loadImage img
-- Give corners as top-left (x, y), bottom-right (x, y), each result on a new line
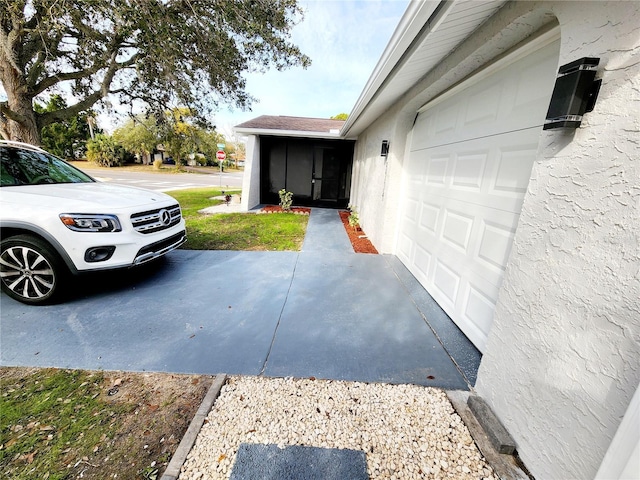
top-left (0, 112), bottom-right (9, 140)
top-left (0, 101), bottom-right (30, 124)
top-left (37, 49), bottom-right (130, 128)
top-left (33, 66), bottom-right (105, 95)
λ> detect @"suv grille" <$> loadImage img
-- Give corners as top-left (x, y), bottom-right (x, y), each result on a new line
top-left (131, 204), bottom-right (182, 234)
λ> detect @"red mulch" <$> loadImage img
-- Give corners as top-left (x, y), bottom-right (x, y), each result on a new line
top-left (339, 210), bottom-right (379, 254)
top-left (258, 206), bottom-right (377, 254)
top-left (259, 205), bottom-right (311, 215)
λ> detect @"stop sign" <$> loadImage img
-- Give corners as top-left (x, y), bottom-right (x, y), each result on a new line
top-left (216, 150), bottom-right (226, 161)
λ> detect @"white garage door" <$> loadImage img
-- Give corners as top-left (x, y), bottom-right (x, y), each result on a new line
top-left (398, 38), bottom-right (560, 352)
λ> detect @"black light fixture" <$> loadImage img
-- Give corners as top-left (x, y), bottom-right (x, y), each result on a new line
top-left (381, 140), bottom-right (389, 157)
top-left (544, 57), bottom-right (602, 130)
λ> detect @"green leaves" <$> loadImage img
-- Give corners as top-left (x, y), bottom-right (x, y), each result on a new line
top-left (1, 0), bottom-right (311, 142)
top-left (86, 134), bottom-right (126, 167)
top-left (34, 95), bottom-right (95, 159)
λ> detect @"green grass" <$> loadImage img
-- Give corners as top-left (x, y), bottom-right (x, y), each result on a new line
top-left (0, 369), bottom-right (132, 480)
top-left (167, 188), bottom-right (309, 251)
top-left (67, 161), bottom-right (243, 174)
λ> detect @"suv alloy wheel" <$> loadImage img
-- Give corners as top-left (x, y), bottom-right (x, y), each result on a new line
top-left (0, 234), bottom-right (67, 305)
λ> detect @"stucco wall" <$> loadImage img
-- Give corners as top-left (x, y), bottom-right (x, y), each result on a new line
top-left (476, 2), bottom-right (640, 479)
top-left (349, 109), bottom-right (408, 253)
top-left (350, 1), bottom-right (639, 478)
top-left (240, 135), bottom-right (261, 211)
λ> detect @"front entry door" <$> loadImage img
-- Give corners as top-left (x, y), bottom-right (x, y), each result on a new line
top-left (313, 148), bottom-right (340, 203)
top-left (312, 147), bottom-right (350, 207)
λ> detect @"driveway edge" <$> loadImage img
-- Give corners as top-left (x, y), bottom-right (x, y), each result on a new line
top-left (447, 390), bottom-right (531, 480)
top-left (161, 374), bottom-right (227, 480)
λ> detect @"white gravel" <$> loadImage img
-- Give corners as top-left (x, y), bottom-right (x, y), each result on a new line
top-left (179, 376), bottom-right (497, 480)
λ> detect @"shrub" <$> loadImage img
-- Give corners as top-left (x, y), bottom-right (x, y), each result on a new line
top-left (348, 208), bottom-right (359, 228)
top-left (86, 135), bottom-right (125, 167)
top-left (278, 189), bottom-right (293, 211)
top-left (153, 159), bottom-right (163, 170)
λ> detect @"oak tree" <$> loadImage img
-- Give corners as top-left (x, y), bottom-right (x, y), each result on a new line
top-left (0, 0), bottom-right (310, 143)
top-left (35, 94), bottom-right (95, 159)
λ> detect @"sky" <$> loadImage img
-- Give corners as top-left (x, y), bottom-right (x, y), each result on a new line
top-left (2, 0), bottom-right (410, 140)
top-left (211, 0), bottom-right (410, 139)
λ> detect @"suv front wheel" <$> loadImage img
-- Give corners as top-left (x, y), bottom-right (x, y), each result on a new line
top-left (0, 234), bottom-right (67, 305)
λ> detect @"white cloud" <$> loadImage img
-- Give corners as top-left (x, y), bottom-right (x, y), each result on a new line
top-left (215, 0), bottom-right (409, 134)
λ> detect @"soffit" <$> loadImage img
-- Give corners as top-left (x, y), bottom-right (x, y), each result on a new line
top-left (342, 0), bottom-right (507, 137)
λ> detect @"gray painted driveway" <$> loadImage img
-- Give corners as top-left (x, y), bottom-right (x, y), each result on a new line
top-left (0, 209), bottom-right (480, 390)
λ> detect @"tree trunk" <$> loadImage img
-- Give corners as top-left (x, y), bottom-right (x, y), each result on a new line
top-left (1, 66), bottom-right (41, 145)
top-left (6, 116), bottom-right (41, 145)
top-left (6, 95), bottom-right (41, 145)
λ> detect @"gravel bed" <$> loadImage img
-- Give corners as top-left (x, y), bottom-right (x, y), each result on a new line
top-left (179, 376), bottom-right (497, 480)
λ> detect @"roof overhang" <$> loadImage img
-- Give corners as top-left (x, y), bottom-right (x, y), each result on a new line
top-left (341, 0), bottom-right (507, 137)
top-left (233, 127), bottom-right (343, 140)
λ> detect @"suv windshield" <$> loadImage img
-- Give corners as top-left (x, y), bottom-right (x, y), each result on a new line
top-left (0, 147), bottom-right (94, 186)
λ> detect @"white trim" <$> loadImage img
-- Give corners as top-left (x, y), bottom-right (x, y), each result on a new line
top-left (595, 384), bottom-right (640, 480)
top-left (417, 25), bottom-right (561, 115)
top-left (233, 127), bottom-right (342, 140)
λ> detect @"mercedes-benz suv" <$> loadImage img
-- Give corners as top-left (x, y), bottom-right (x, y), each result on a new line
top-left (0, 141), bottom-right (186, 305)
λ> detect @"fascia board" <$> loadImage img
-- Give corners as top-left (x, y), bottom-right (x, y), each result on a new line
top-left (233, 127), bottom-right (343, 140)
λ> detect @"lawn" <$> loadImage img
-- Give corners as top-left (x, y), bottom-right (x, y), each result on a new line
top-left (167, 188), bottom-right (309, 251)
top-left (0, 367), bottom-right (211, 480)
top-left (67, 160), bottom-right (243, 174)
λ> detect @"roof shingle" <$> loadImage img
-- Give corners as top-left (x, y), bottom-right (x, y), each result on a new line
top-left (235, 115), bottom-right (345, 134)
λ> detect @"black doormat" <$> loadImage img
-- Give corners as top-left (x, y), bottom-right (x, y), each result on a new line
top-left (230, 443), bottom-right (369, 480)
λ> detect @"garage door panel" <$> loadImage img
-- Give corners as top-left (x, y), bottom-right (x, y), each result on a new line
top-left (419, 202), bottom-right (440, 233)
top-left (507, 45), bottom-right (560, 124)
top-left (397, 232), bottom-right (415, 265)
top-left (463, 81), bottom-right (503, 129)
top-left (426, 153), bottom-right (451, 184)
top-left (491, 141), bottom-right (539, 196)
top-left (413, 244), bottom-right (433, 282)
top-left (403, 197), bottom-right (420, 222)
top-left (433, 259), bottom-right (461, 306)
top-left (435, 104), bottom-right (459, 137)
top-left (442, 209), bottom-right (474, 252)
top-left (459, 282), bottom-right (497, 351)
top-left (476, 219), bottom-right (517, 273)
top-left (452, 151), bottom-right (488, 190)
top-left (399, 40), bottom-right (559, 351)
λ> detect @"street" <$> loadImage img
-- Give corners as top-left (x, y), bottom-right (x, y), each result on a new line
top-left (77, 166), bottom-right (243, 191)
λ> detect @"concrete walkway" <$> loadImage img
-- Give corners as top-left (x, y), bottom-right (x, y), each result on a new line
top-left (0, 208), bottom-right (480, 390)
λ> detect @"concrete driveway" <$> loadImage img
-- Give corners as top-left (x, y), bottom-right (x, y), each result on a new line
top-left (0, 209), bottom-right (480, 390)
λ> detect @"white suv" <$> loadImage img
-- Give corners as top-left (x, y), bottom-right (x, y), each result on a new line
top-left (0, 141), bottom-right (186, 305)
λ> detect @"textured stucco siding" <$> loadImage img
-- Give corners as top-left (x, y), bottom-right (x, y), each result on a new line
top-left (476, 2), bottom-right (640, 479)
top-left (240, 135), bottom-right (261, 211)
top-left (349, 107), bottom-right (409, 253)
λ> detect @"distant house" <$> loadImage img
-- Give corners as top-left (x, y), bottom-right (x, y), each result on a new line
top-left (235, 2), bottom-right (640, 479)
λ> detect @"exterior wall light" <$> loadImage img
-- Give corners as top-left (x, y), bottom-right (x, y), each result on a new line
top-left (544, 57), bottom-right (602, 130)
top-left (381, 140), bottom-right (389, 157)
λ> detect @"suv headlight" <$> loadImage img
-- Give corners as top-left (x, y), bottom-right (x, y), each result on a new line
top-left (59, 214), bottom-right (122, 232)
